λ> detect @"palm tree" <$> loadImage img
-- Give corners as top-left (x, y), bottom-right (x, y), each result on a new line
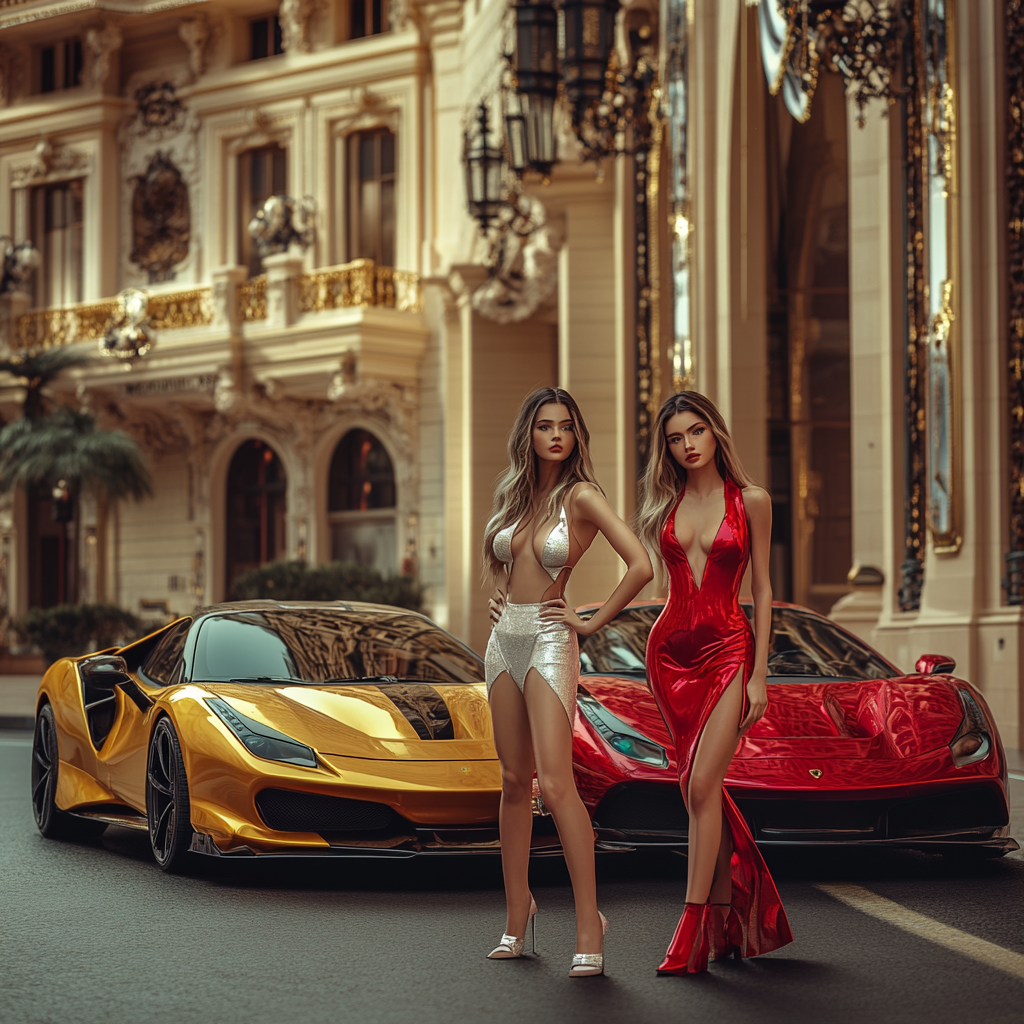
top-left (0, 407), bottom-right (152, 500)
top-left (0, 405), bottom-right (152, 606)
top-left (0, 346), bottom-right (92, 419)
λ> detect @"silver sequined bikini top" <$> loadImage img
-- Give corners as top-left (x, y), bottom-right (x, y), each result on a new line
top-left (493, 502), bottom-right (571, 581)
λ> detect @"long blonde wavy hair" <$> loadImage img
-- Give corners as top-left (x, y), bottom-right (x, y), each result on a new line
top-left (483, 387), bottom-right (601, 583)
top-left (634, 391), bottom-right (753, 568)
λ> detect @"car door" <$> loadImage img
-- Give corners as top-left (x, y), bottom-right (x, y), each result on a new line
top-left (100, 620), bottom-right (191, 812)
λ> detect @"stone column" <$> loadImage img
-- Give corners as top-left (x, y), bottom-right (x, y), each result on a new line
top-left (830, 100), bottom-right (898, 637)
top-left (211, 265), bottom-right (247, 334)
top-left (0, 289), bottom-right (30, 352)
top-left (261, 252), bottom-right (304, 328)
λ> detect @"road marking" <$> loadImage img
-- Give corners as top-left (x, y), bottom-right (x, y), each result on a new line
top-left (816, 883), bottom-right (1024, 980)
top-left (1008, 772), bottom-right (1024, 782)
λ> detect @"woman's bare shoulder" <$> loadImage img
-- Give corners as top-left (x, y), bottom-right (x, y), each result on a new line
top-left (741, 484), bottom-right (772, 515)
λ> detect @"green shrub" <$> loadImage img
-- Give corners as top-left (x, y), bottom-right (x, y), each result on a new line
top-left (230, 560), bottom-right (424, 612)
top-left (15, 603), bottom-right (144, 664)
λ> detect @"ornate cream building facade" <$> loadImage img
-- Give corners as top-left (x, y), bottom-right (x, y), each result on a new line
top-left (1, 0), bottom-right (1022, 749)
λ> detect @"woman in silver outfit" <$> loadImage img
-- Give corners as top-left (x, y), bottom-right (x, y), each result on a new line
top-left (482, 387), bottom-right (653, 977)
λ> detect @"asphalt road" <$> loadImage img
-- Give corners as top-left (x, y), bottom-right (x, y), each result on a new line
top-left (2, 732), bottom-right (1022, 1024)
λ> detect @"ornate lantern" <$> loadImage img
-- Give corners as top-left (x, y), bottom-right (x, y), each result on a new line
top-left (557, 0), bottom-right (621, 118)
top-left (464, 103), bottom-right (505, 231)
top-left (510, 0), bottom-right (560, 177)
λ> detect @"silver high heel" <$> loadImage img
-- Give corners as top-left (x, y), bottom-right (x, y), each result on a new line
top-left (569, 911), bottom-right (609, 977)
top-left (487, 899), bottom-right (538, 959)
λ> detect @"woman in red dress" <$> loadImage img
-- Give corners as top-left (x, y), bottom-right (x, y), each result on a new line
top-left (635, 391), bottom-right (793, 973)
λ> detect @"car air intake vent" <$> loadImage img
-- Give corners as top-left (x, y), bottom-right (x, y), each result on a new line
top-left (888, 787), bottom-right (1007, 835)
top-left (377, 683), bottom-right (455, 740)
top-left (594, 783), bottom-right (689, 832)
top-left (256, 789), bottom-right (400, 832)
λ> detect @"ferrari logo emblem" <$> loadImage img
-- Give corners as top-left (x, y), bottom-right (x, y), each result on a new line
top-left (809, 769), bottom-right (823, 779)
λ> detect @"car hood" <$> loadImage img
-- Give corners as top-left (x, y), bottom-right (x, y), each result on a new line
top-left (185, 681), bottom-right (497, 761)
top-left (580, 674), bottom-right (966, 760)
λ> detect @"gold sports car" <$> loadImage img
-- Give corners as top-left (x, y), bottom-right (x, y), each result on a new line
top-left (30, 601), bottom-right (506, 871)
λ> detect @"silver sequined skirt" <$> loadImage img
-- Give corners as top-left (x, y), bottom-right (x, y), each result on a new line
top-left (485, 601), bottom-right (578, 723)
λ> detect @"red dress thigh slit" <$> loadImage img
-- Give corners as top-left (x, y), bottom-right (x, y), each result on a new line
top-left (646, 478), bottom-right (793, 960)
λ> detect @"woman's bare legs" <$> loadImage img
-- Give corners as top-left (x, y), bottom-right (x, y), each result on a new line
top-left (489, 672), bottom-right (536, 938)
top-left (523, 669), bottom-right (604, 953)
top-left (685, 667), bottom-right (744, 904)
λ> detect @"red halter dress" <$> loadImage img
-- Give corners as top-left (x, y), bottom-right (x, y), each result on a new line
top-left (646, 477), bottom-right (793, 961)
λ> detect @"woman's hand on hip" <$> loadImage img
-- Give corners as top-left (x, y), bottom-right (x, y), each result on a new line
top-left (738, 670), bottom-right (768, 735)
top-left (538, 598), bottom-right (591, 635)
top-left (488, 591), bottom-right (506, 627)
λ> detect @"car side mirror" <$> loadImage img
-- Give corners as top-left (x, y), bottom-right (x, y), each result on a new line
top-left (915, 653), bottom-right (956, 675)
top-left (79, 654), bottom-right (131, 690)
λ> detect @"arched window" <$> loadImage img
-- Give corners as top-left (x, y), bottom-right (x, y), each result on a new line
top-left (226, 440), bottom-right (287, 591)
top-left (328, 429), bottom-right (397, 574)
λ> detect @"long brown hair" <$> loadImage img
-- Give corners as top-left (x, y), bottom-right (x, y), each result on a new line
top-left (634, 391), bottom-right (752, 567)
top-left (482, 387), bottom-right (601, 583)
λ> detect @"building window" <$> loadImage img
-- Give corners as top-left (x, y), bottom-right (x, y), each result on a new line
top-left (250, 15), bottom-right (283, 59)
top-left (238, 144), bottom-right (287, 277)
top-left (39, 38), bottom-right (83, 93)
top-left (328, 429), bottom-right (397, 575)
top-left (29, 180), bottom-right (83, 308)
top-left (350, 0), bottom-right (390, 39)
top-left (226, 440), bottom-right (287, 594)
top-left (349, 129), bottom-right (395, 266)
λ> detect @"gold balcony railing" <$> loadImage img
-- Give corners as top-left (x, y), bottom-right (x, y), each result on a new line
top-left (298, 260), bottom-right (422, 314)
top-left (239, 276), bottom-right (267, 322)
top-left (14, 290), bottom-right (214, 351)
top-left (11, 262), bottom-right (420, 348)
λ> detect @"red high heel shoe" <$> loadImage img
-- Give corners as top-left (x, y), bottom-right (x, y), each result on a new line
top-left (707, 903), bottom-right (744, 960)
top-left (657, 903), bottom-right (709, 975)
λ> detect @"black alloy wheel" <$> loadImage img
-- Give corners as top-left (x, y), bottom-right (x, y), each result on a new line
top-left (146, 716), bottom-right (193, 872)
top-left (31, 704), bottom-right (107, 840)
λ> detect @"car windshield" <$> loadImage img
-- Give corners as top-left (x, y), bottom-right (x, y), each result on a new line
top-left (579, 605), bottom-right (897, 682)
top-left (191, 609), bottom-right (485, 685)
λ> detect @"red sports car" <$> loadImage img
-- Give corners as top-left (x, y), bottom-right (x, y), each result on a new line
top-left (567, 602), bottom-right (1018, 858)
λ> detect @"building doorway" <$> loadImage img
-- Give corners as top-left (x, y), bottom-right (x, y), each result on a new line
top-left (27, 484), bottom-right (74, 608)
top-left (328, 429), bottom-right (397, 575)
top-left (225, 440), bottom-right (287, 594)
top-left (765, 71), bottom-right (852, 615)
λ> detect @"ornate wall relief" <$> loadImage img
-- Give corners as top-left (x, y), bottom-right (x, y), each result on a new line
top-left (131, 154), bottom-right (191, 283)
top-left (470, 195), bottom-right (562, 325)
top-left (119, 78), bottom-right (199, 287)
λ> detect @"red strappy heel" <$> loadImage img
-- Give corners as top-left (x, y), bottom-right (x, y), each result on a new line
top-left (657, 902), bottom-right (710, 975)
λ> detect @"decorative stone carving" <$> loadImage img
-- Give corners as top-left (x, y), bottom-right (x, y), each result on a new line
top-left (84, 21), bottom-right (122, 89)
top-left (99, 288), bottom-right (153, 360)
top-left (248, 195), bottom-right (315, 258)
top-left (279, 0), bottom-right (314, 53)
top-left (471, 195), bottom-right (563, 324)
top-left (130, 153), bottom-right (191, 283)
top-left (327, 351), bottom-right (359, 401)
top-left (120, 79), bottom-right (199, 287)
top-left (134, 82), bottom-right (185, 134)
top-left (10, 139), bottom-right (91, 187)
top-left (178, 17), bottom-right (210, 79)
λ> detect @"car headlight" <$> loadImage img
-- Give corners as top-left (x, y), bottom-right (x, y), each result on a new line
top-left (205, 697), bottom-right (317, 768)
top-left (949, 688), bottom-right (992, 767)
top-left (577, 692), bottom-right (668, 767)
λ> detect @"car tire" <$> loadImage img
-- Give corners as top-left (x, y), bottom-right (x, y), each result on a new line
top-left (31, 704), bottom-right (108, 840)
top-left (146, 716), bottom-right (194, 872)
